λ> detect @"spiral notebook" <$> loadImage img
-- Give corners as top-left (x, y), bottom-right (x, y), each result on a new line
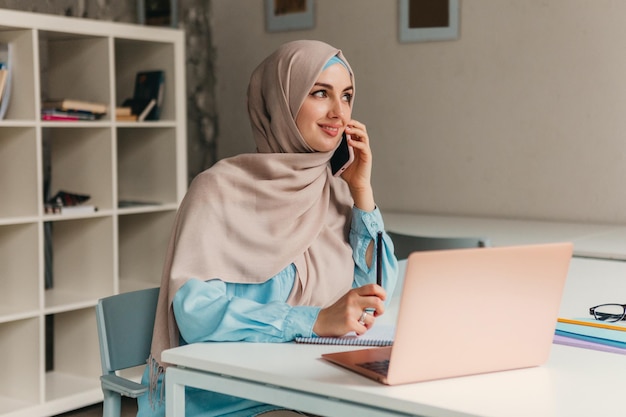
top-left (295, 323), bottom-right (395, 346)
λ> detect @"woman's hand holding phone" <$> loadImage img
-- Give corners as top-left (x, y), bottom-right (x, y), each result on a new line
top-left (338, 120), bottom-right (375, 212)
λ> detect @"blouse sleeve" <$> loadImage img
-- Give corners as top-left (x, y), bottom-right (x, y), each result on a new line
top-left (173, 272), bottom-right (320, 344)
top-left (349, 206), bottom-right (399, 298)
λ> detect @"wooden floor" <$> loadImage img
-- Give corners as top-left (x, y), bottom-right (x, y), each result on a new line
top-left (55, 397), bottom-right (137, 417)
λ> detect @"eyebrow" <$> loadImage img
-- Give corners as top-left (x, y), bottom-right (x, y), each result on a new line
top-left (313, 82), bottom-right (353, 92)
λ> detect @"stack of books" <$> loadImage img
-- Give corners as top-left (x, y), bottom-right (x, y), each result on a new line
top-left (555, 317), bottom-right (626, 354)
top-left (41, 98), bottom-right (108, 121)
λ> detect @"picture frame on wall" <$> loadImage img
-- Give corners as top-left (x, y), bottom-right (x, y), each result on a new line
top-left (137, 0), bottom-right (178, 27)
top-left (265, 0), bottom-right (315, 32)
top-left (399, 0), bottom-right (459, 43)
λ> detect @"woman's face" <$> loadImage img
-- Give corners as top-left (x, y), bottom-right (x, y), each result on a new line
top-left (296, 63), bottom-right (353, 153)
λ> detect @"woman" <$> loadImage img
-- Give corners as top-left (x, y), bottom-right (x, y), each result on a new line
top-left (137, 39), bottom-right (398, 417)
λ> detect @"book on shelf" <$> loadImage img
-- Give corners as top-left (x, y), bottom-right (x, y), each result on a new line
top-left (138, 98), bottom-right (156, 121)
top-left (60, 205), bottom-right (97, 214)
top-left (295, 323), bottom-right (395, 346)
top-left (115, 106), bottom-right (137, 121)
top-left (133, 70), bottom-right (164, 120)
top-left (42, 98), bottom-right (108, 115)
top-left (0, 42), bottom-right (13, 120)
top-left (121, 97), bottom-right (156, 121)
top-left (41, 109), bottom-right (98, 121)
top-left (116, 114), bottom-right (138, 121)
top-left (116, 106), bottom-right (132, 116)
top-left (0, 68), bottom-right (7, 103)
top-left (120, 70), bottom-right (164, 121)
top-left (45, 203), bottom-right (98, 214)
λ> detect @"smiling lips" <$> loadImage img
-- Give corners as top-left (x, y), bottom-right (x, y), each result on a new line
top-left (320, 124), bottom-right (343, 137)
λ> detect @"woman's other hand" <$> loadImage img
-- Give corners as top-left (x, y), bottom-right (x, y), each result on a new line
top-left (313, 283), bottom-right (386, 337)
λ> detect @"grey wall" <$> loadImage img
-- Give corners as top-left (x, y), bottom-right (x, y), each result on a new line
top-left (7, 1), bottom-right (626, 224)
top-left (211, 0), bottom-right (626, 224)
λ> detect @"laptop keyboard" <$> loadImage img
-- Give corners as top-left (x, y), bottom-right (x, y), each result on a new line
top-left (357, 359), bottom-right (389, 376)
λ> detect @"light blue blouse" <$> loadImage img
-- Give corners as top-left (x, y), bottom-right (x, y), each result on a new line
top-left (137, 207), bottom-right (398, 417)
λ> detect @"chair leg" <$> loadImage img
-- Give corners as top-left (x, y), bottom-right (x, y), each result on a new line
top-left (102, 390), bottom-right (122, 417)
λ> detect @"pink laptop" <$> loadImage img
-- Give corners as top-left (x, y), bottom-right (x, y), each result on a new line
top-left (322, 242), bottom-right (573, 385)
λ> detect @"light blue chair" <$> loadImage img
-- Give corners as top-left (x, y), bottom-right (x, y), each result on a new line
top-left (387, 230), bottom-right (489, 260)
top-left (96, 287), bottom-right (160, 417)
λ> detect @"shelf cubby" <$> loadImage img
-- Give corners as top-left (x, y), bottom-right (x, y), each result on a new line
top-left (114, 39), bottom-right (176, 121)
top-left (45, 127), bottom-right (114, 212)
top-left (0, 318), bottom-right (41, 412)
top-left (46, 308), bottom-right (101, 401)
top-left (118, 210), bottom-right (176, 292)
top-left (39, 31), bottom-right (112, 118)
top-left (117, 127), bottom-right (178, 206)
top-left (0, 127), bottom-right (39, 219)
top-left (44, 217), bottom-right (115, 311)
top-left (0, 223), bottom-right (40, 319)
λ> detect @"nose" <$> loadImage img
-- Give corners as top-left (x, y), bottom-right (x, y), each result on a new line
top-left (328, 97), bottom-right (344, 119)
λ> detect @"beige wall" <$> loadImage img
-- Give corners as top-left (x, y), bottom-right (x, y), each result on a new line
top-left (213, 0), bottom-right (626, 224)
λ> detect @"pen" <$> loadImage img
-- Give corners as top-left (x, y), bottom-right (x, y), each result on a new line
top-left (376, 231), bottom-right (383, 286)
top-left (364, 232), bottom-right (383, 318)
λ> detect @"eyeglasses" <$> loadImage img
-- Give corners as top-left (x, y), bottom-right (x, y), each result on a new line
top-left (589, 303), bottom-right (626, 322)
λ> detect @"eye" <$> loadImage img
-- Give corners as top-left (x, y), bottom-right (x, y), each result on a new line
top-left (342, 92), bottom-right (353, 103)
top-left (311, 89), bottom-right (328, 98)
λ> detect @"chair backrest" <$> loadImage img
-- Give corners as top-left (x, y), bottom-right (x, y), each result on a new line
top-left (96, 287), bottom-right (160, 374)
top-left (387, 231), bottom-right (489, 260)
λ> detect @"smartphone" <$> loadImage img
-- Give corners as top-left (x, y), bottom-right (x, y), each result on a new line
top-left (330, 132), bottom-right (355, 177)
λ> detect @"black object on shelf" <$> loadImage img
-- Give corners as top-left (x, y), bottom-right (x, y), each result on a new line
top-left (122, 70), bottom-right (165, 121)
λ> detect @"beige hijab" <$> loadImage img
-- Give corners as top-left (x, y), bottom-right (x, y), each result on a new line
top-left (149, 40), bottom-right (357, 372)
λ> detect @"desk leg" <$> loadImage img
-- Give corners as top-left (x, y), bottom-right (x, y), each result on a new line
top-left (165, 367), bottom-right (186, 417)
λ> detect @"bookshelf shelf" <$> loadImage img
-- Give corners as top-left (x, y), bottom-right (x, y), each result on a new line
top-left (0, 9), bottom-right (187, 417)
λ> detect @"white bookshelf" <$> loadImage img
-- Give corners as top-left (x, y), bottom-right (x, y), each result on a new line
top-left (0, 9), bottom-right (187, 417)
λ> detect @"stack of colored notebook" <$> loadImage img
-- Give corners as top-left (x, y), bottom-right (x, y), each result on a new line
top-left (555, 317), bottom-right (626, 354)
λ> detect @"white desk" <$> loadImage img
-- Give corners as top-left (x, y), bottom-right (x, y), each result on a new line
top-left (163, 213), bottom-right (626, 416)
top-left (570, 226), bottom-right (626, 260)
top-left (163, 341), bottom-right (626, 417)
top-left (163, 257), bottom-right (626, 417)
